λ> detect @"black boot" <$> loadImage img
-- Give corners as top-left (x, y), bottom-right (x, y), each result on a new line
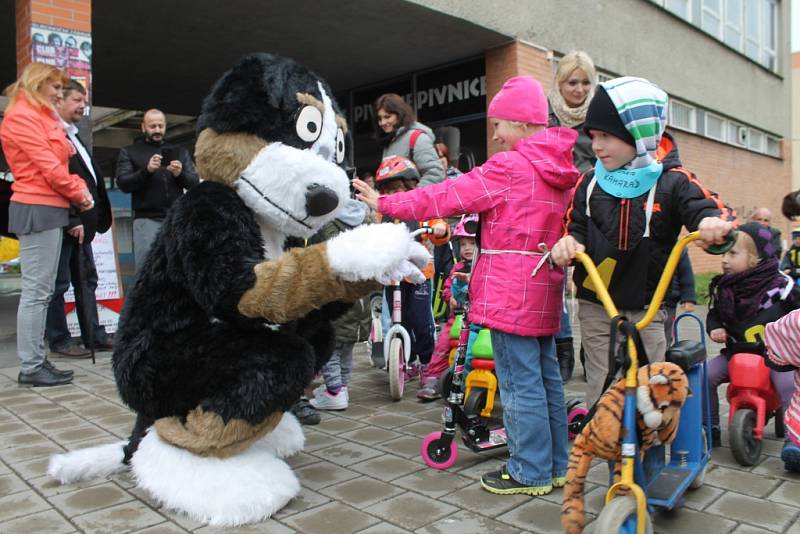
top-left (579, 344), bottom-right (587, 382)
top-left (555, 337), bottom-right (574, 383)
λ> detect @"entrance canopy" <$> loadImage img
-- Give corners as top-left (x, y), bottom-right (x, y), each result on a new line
top-left (92, 0), bottom-right (510, 115)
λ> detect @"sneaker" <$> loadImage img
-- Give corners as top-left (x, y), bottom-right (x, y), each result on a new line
top-left (310, 388), bottom-right (348, 410)
top-left (781, 439), bottom-right (800, 473)
top-left (42, 359), bottom-right (73, 378)
top-left (552, 475), bottom-right (567, 488)
top-left (405, 361), bottom-right (421, 381)
top-left (291, 398), bottom-right (320, 425)
top-left (18, 365), bottom-right (74, 387)
top-left (50, 343), bottom-right (90, 358)
top-left (480, 465), bottom-right (553, 496)
top-left (417, 378), bottom-right (441, 402)
top-left (312, 383), bottom-right (327, 399)
top-left (711, 426), bottom-right (722, 448)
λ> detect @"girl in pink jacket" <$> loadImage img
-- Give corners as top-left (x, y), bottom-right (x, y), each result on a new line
top-left (764, 310), bottom-right (800, 472)
top-left (355, 75), bottom-right (580, 496)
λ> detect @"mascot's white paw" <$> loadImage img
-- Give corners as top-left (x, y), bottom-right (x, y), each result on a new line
top-left (327, 223), bottom-right (430, 284)
top-left (47, 441), bottom-right (127, 484)
top-left (132, 427), bottom-right (300, 526)
top-left (252, 412), bottom-right (304, 458)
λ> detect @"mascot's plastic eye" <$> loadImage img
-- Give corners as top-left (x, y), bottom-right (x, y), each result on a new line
top-left (335, 128), bottom-right (345, 164)
top-left (296, 106), bottom-right (323, 143)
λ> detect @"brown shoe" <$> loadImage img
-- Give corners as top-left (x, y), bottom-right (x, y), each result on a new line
top-left (50, 344), bottom-right (90, 358)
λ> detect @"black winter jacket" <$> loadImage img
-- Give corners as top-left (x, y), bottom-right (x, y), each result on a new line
top-left (115, 139), bottom-right (199, 219)
top-left (566, 133), bottom-right (732, 307)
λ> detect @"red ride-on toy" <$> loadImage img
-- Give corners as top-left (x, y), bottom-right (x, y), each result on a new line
top-left (727, 348), bottom-right (785, 466)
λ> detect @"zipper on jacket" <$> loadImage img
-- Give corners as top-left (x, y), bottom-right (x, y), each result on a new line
top-left (618, 199), bottom-right (629, 250)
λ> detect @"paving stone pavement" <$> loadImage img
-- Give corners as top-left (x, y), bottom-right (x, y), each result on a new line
top-left (0, 312), bottom-right (797, 533)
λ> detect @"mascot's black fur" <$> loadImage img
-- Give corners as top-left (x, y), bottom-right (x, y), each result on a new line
top-left (48, 53), bottom-right (430, 527)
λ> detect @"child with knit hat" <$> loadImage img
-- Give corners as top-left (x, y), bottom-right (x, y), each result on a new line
top-left (705, 222), bottom-right (799, 454)
top-left (551, 76), bottom-right (735, 408)
top-left (355, 75), bottom-right (580, 496)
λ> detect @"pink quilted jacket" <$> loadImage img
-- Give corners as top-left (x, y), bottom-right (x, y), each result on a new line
top-left (378, 127), bottom-right (579, 336)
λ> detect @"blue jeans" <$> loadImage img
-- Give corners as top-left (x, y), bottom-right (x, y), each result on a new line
top-left (556, 306), bottom-right (572, 339)
top-left (491, 331), bottom-right (568, 486)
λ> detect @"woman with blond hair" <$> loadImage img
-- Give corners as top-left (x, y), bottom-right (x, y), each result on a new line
top-left (548, 51), bottom-right (597, 174)
top-left (1, 62), bottom-right (93, 386)
top-left (548, 51), bottom-right (597, 383)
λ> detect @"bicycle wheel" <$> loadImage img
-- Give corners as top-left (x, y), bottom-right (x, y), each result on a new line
top-left (388, 337), bottom-right (405, 400)
top-left (594, 496), bottom-right (653, 534)
top-left (730, 409), bottom-right (762, 466)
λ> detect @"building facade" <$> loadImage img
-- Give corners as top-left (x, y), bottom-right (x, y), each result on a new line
top-left (5, 0), bottom-right (792, 275)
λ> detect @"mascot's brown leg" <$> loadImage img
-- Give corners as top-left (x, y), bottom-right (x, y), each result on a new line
top-left (561, 439), bottom-right (594, 534)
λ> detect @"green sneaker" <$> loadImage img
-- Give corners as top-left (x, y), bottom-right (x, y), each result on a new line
top-left (480, 465), bottom-right (553, 496)
top-left (552, 475), bottom-right (567, 488)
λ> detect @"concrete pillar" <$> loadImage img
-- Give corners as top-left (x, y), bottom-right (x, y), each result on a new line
top-left (15, 0), bottom-right (92, 74)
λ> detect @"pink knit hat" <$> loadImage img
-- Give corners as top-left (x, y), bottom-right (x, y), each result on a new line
top-left (487, 75), bottom-right (548, 125)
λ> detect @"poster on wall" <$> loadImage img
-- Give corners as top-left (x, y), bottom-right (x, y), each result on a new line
top-left (30, 23), bottom-right (92, 101)
top-left (64, 227), bottom-right (124, 335)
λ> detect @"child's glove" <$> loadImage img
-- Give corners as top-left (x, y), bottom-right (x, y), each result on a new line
top-left (327, 223), bottom-right (430, 285)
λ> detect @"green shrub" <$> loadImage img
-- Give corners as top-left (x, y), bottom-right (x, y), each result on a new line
top-left (694, 271), bottom-right (719, 305)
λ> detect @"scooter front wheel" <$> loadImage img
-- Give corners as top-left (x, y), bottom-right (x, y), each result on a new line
top-left (567, 405), bottom-right (590, 440)
top-left (730, 409), bottom-right (762, 466)
top-left (421, 431), bottom-right (458, 469)
top-left (594, 496), bottom-right (653, 534)
top-left (388, 337), bottom-right (405, 401)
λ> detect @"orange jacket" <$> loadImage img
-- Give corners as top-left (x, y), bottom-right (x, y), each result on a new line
top-left (0, 94), bottom-right (87, 208)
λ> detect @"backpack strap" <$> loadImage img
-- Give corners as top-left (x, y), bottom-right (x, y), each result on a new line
top-left (408, 129), bottom-right (424, 162)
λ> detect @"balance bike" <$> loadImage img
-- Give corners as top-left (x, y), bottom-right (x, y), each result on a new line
top-left (577, 231), bottom-right (730, 533)
top-left (727, 343), bottom-right (786, 466)
top-left (384, 227), bottom-right (434, 400)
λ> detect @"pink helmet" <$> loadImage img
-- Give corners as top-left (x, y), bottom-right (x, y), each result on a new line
top-left (453, 215), bottom-right (478, 238)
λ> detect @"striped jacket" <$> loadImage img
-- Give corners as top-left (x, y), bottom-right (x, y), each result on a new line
top-left (765, 310), bottom-right (800, 447)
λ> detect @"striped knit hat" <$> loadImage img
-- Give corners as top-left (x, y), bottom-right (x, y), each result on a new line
top-left (585, 76), bottom-right (668, 170)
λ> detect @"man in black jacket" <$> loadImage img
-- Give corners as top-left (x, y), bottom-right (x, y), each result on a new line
top-left (115, 108), bottom-right (199, 271)
top-left (45, 80), bottom-right (114, 357)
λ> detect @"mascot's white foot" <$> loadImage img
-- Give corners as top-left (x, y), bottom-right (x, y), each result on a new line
top-left (327, 223), bottom-right (430, 284)
top-left (48, 441), bottom-right (128, 484)
top-left (132, 427), bottom-right (300, 527)
top-left (252, 412), bottom-right (305, 458)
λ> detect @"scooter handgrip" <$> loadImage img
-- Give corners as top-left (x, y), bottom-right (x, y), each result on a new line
top-left (706, 230), bottom-right (737, 255)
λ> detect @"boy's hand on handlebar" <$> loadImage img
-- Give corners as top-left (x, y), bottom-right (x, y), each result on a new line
top-left (551, 236), bottom-right (585, 267)
top-left (697, 217), bottom-right (734, 249)
top-left (353, 178), bottom-right (379, 211)
top-left (710, 328), bottom-right (728, 343)
top-left (432, 221), bottom-right (447, 238)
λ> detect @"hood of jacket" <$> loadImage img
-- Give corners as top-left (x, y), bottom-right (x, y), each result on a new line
top-left (513, 126), bottom-right (580, 191)
top-left (656, 132), bottom-right (683, 172)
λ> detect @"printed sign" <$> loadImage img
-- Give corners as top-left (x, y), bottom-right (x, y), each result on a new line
top-left (30, 23), bottom-right (92, 101)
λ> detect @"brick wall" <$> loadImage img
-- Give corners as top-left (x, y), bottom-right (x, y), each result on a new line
top-left (485, 41), bottom-right (554, 156)
top-left (669, 129), bottom-right (792, 274)
top-left (15, 0), bottom-right (91, 73)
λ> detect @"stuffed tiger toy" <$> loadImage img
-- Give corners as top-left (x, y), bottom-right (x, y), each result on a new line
top-left (561, 362), bottom-right (690, 534)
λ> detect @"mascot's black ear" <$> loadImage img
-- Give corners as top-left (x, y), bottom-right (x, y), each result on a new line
top-left (197, 52), bottom-right (322, 146)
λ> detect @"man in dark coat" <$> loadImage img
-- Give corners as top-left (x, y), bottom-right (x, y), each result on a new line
top-left (45, 80), bottom-right (114, 357)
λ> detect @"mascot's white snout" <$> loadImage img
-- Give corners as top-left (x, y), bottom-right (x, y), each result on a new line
top-left (235, 142), bottom-right (350, 239)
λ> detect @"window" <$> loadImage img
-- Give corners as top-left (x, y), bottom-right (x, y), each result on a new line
top-left (702, 0), bottom-right (723, 37)
top-left (748, 128), bottom-right (765, 151)
top-left (725, 0), bottom-right (743, 48)
top-left (766, 136), bottom-right (781, 157)
top-left (728, 121), bottom-right (748, 146)
top-left (704, 112), bottom-right (726, 140)
top-left (669, 100), bottom-right (697, 132)
top-left (652, 0), bottom-right (779, 71)
top-left (666, 0), bottom-right (692, 20)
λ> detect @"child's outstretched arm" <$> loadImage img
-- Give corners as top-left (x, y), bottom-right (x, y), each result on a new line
top-left (765, 309), bottom-right (800, 367)
top-left (355, 156), bottom-right (513, 221)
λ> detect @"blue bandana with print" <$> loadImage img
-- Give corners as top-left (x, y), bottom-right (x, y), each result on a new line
top-left (594, 159), bottom-right (663, 199)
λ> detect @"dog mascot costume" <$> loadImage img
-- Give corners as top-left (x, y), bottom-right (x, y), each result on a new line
top-left (48, 53), bottom-right (430, 526)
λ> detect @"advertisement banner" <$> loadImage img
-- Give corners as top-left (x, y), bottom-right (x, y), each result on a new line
top-left (30, 23), bottom-right (93, 101)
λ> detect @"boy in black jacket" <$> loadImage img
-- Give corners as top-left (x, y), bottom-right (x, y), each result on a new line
top-left (551, 77), bottom-right (733, 406)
